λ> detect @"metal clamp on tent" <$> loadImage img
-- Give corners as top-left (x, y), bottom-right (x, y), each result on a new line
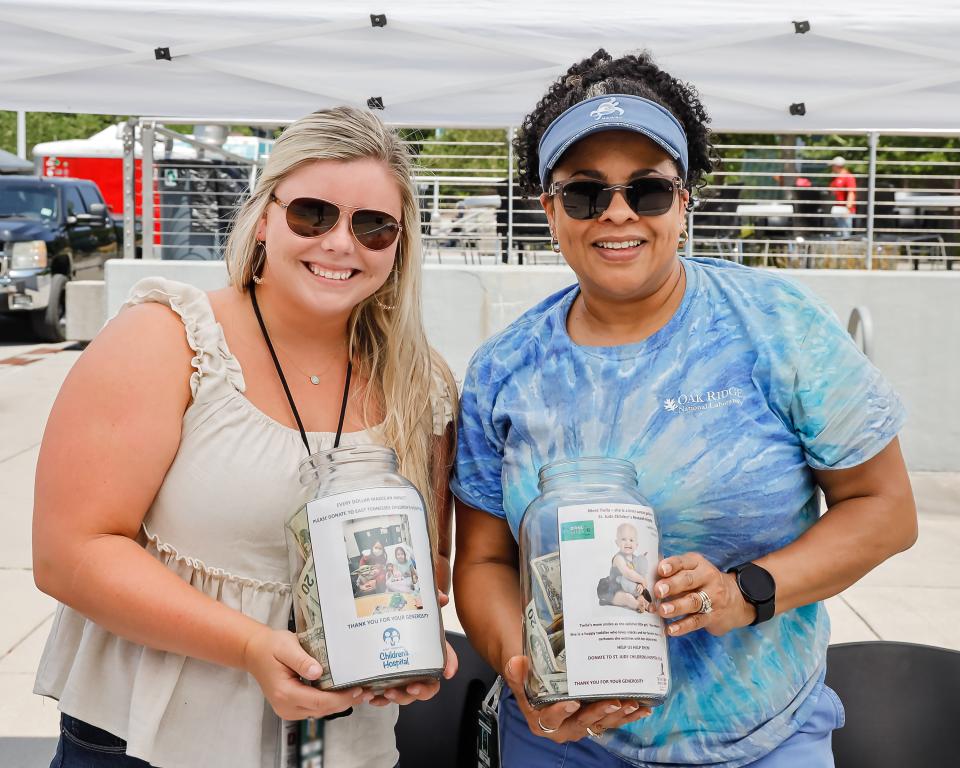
top-left (793, 20), bottom-right (811, 34)
top-left (370, 14), bottom-right (387, 27)
top-left (789, 102), bottom-right (806, 116)
top-left (154, 47), bottom-right (172, 61)
top-left (367, 96), bottom-right (384, 110)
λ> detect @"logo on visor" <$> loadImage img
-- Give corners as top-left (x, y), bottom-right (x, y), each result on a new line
top-left (590, 98), bottom-right (625, 120)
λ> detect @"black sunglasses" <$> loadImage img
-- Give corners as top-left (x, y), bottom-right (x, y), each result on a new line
top-left (271, 194), bottom-right (402, 251)
top-left (548, 175), bottom-right (684, 220)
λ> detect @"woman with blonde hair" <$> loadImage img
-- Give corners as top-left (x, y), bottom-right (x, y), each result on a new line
top-left (33, 106), bottom-right (458, 768)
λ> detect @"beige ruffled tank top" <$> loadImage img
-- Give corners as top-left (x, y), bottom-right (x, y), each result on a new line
top-left (34, 277), bottom-right (453, 768)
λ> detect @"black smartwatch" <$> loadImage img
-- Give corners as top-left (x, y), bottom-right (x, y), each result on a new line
top-left (727, 562), bottom-right (776, 626)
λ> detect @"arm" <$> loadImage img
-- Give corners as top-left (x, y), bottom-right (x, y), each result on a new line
top-left (32, 304), bottom-right (363, 718)
top-left (656, 438), bottom-right (916, 635)
top-left (613, 555), bottom-right (647, 585)
top-left (431, 423), bottom-right (455, 595)
top-left (454, 500), bottom-right (651, 742)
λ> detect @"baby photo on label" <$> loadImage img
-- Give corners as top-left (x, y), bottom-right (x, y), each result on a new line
top-left (343, 514), bottom-right (423, 618)
top-left (596, 521), bottom-right (656, 613)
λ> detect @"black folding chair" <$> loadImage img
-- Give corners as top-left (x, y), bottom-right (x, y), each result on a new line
top-left (825, 641), bottom-right (960, 768)
top-left (396, 631), bottom-right (498, 768)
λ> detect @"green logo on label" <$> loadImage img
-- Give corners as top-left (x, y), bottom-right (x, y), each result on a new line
top-left (560, 521), bottom-right (595, 541)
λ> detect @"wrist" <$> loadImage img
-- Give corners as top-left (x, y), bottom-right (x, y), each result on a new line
top-left (239, 623), bottom-right (271, 672)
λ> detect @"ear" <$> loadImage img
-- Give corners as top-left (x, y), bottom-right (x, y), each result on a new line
top-left (539, 191), bottom-right (556, 233)
top-left (255, 214), bottom-right (267, 242)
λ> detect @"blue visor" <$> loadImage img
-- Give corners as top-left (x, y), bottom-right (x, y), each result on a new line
top-left (537, 94), bottom-right (689, 190)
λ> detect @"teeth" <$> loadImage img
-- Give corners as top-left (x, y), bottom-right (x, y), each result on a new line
top-left (596, 240), bottom-right (643, 249)
top-left (308, 264), bottom-right (352, 280)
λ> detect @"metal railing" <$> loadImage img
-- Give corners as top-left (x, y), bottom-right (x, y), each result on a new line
top-left (126, 120), bottom-right (960, 269)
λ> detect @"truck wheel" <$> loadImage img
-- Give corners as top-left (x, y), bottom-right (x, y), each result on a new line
top-left (31, 273), bottom-right (68, 342)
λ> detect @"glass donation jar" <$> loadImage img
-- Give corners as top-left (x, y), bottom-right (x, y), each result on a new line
top-left (285, 445), bottom-right (445, 692)
top-left (519, 457), bottom-right (670, 707)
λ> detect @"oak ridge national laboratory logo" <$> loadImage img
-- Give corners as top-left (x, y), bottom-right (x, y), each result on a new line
top-left (663, 386), bottom-right (746, 414)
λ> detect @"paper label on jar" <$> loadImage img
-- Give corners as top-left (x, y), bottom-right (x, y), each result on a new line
top-left (557, 503), bottom-right (669, 699)
top-left (305, 486), bottom-right (443, 686)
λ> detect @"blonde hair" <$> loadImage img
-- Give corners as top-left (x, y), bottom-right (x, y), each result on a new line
top-left (224, 107), bottom-right (456, 543)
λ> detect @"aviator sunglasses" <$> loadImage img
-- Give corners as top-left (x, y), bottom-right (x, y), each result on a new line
top-left (271, 194), bottom-right (402, 251)
top-left (548, 175), bottom-right (684, 220)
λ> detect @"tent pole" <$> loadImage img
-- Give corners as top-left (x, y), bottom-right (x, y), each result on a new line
top-left (16, 111), bottom-right (26, 160)
top-left (866, 131), bottom-right (878, 270)
top-left (122, 120), bottom-right (136, 260)
top-left (507, 126), bottom-right (515, 264)
top-left (140, 121), bottom-right (155, 260)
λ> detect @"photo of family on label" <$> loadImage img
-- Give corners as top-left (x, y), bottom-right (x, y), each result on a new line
top-left (596, 521), bottom-right (657, 613)
top-left (343, 514), bottom-right (423, 618)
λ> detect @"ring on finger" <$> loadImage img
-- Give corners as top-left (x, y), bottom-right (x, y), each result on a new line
top-left (537, 715), bottom-right (559, 734)
top-left (587, 725), bottom-right (605, 738)
top-left (695, 589), bottom-right (713, 614)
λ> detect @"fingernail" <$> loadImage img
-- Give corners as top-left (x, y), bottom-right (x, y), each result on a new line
top-left (565, 701), bottom-right (580, 713)
top-left (306, 664), bottom-right (321, 678)
top-left (408, 685), bottom-right (421, 695)
top-left (658, 584), bottom-right (669, 597)
top-left (623, 705), bottom-right (638, 714)
top-left (661, 563), bottom-right (673, 576)
top-left (384, 690), bottom-right (396, 700)
top-left (605, 704), bottom-right (621, 714)
top-left (662, 603), bottom-right (674, 615)
top-left (362, 692), bottom-right (375, 703)
top-left (352, 688), bottom-right (364, 698)
top-left (669, 624), bottom-right (678, 635)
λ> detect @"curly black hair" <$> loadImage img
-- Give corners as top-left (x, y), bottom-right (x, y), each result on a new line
top-left (515, 49), bottom-right (715, 206)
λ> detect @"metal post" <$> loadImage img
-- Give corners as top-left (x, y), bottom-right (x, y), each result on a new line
top-left (507, 127), bottom-right (515, 264)
top-left (121, 120), bottom-right (136, 259)
top-left (140, 121), bottom-right (155, 260)
top-left (16, 111), bottom-right (26, 160)
top-left (685, 207), bottom-right (694, 258)
top-left (865, 131), bottom-right (878, 270)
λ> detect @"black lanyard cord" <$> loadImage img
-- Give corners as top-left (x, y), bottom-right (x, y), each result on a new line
top-left (250, 283), bottom-right (352, 454)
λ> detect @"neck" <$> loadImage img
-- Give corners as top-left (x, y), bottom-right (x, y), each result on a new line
top-left (250, 283), bottom-right (350, 358)
top-left (570, 259), bottom-right (686, 346)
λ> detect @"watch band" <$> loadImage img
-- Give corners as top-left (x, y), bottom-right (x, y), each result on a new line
top-left (727, 562), bottom-right (776, 626)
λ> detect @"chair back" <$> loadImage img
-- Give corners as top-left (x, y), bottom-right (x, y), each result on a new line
top-left (396, 631), bottom-right (498, 768)
top-left (826, 641), bottom-right (960, 768)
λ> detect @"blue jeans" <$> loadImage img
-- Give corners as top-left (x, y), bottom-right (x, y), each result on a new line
top-left (50, 715), bottom-right (152, 768)
top-left (499, 684), bottom-right (845, 768)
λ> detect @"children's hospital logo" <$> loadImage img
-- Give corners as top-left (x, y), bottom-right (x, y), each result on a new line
top-left (380, 627), bottom-right (411, 670)
top-left (663, 386), bottom-right (746, 414)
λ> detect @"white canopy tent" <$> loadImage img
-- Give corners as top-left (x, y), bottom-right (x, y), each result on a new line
top-left (1, 0), bottom-right (960, 132)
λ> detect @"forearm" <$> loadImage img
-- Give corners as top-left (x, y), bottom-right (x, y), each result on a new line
top-left (454, 559), bottom-right (524, 673)
top-left (756, 493), bottom-right (916, 615)
top-left (39, 534), bottom-right (267, 670)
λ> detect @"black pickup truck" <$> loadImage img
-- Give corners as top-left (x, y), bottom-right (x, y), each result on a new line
top-left (0, 175), bottom-right (120, 341)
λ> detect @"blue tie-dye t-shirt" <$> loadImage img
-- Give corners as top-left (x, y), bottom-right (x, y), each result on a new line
top-left (451, 257), bottom-right (904, 768)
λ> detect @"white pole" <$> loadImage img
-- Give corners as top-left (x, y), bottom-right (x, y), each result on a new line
top-left (16, 111), bottom-right (26, 160)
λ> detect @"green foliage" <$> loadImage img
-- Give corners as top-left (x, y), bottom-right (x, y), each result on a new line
top-left (0, 111), bottom-right (127, 158)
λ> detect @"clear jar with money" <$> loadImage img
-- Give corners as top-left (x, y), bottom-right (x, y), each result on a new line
top-left (519, 457), bottom-right (670, 708)
top-left (285, 445), bottom-right (446, 692)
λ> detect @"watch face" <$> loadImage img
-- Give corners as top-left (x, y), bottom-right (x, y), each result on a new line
top-left (739, 564), bottom-right (776, 603)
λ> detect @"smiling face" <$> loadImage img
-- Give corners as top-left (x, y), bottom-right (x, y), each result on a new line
top-left (256, 158), bottom-right (402, 322)
top-left (541, 130), bottom-right (688, 306)
top-left (395, 546), bottom-right (407, 563)
top-left (616, 523), bottom-right (638, 555)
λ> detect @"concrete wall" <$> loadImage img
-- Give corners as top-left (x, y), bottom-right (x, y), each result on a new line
top-left (96, 260), bottom-right (960, 471)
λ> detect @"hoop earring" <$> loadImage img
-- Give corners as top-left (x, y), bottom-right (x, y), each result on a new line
top-left (550, 231), bottom-right (562, 253)
top-left (252, 240), bottom-right (266, 285)
top-left (678, 228), bottom-right (689, 248)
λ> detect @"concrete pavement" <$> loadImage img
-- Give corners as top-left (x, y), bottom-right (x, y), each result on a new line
top-left (1, 319), bottom-right (958, 766)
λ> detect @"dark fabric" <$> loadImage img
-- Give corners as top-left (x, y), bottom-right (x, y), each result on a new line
top-left (50, 715), bottom-right (153, 768)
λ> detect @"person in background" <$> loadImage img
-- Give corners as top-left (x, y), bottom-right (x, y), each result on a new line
top-left (828, 156), bottom-right (857, 236)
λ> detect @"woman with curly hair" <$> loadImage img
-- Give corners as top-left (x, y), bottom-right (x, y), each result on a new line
top-left (452, 49), bottom-right (915, 767)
